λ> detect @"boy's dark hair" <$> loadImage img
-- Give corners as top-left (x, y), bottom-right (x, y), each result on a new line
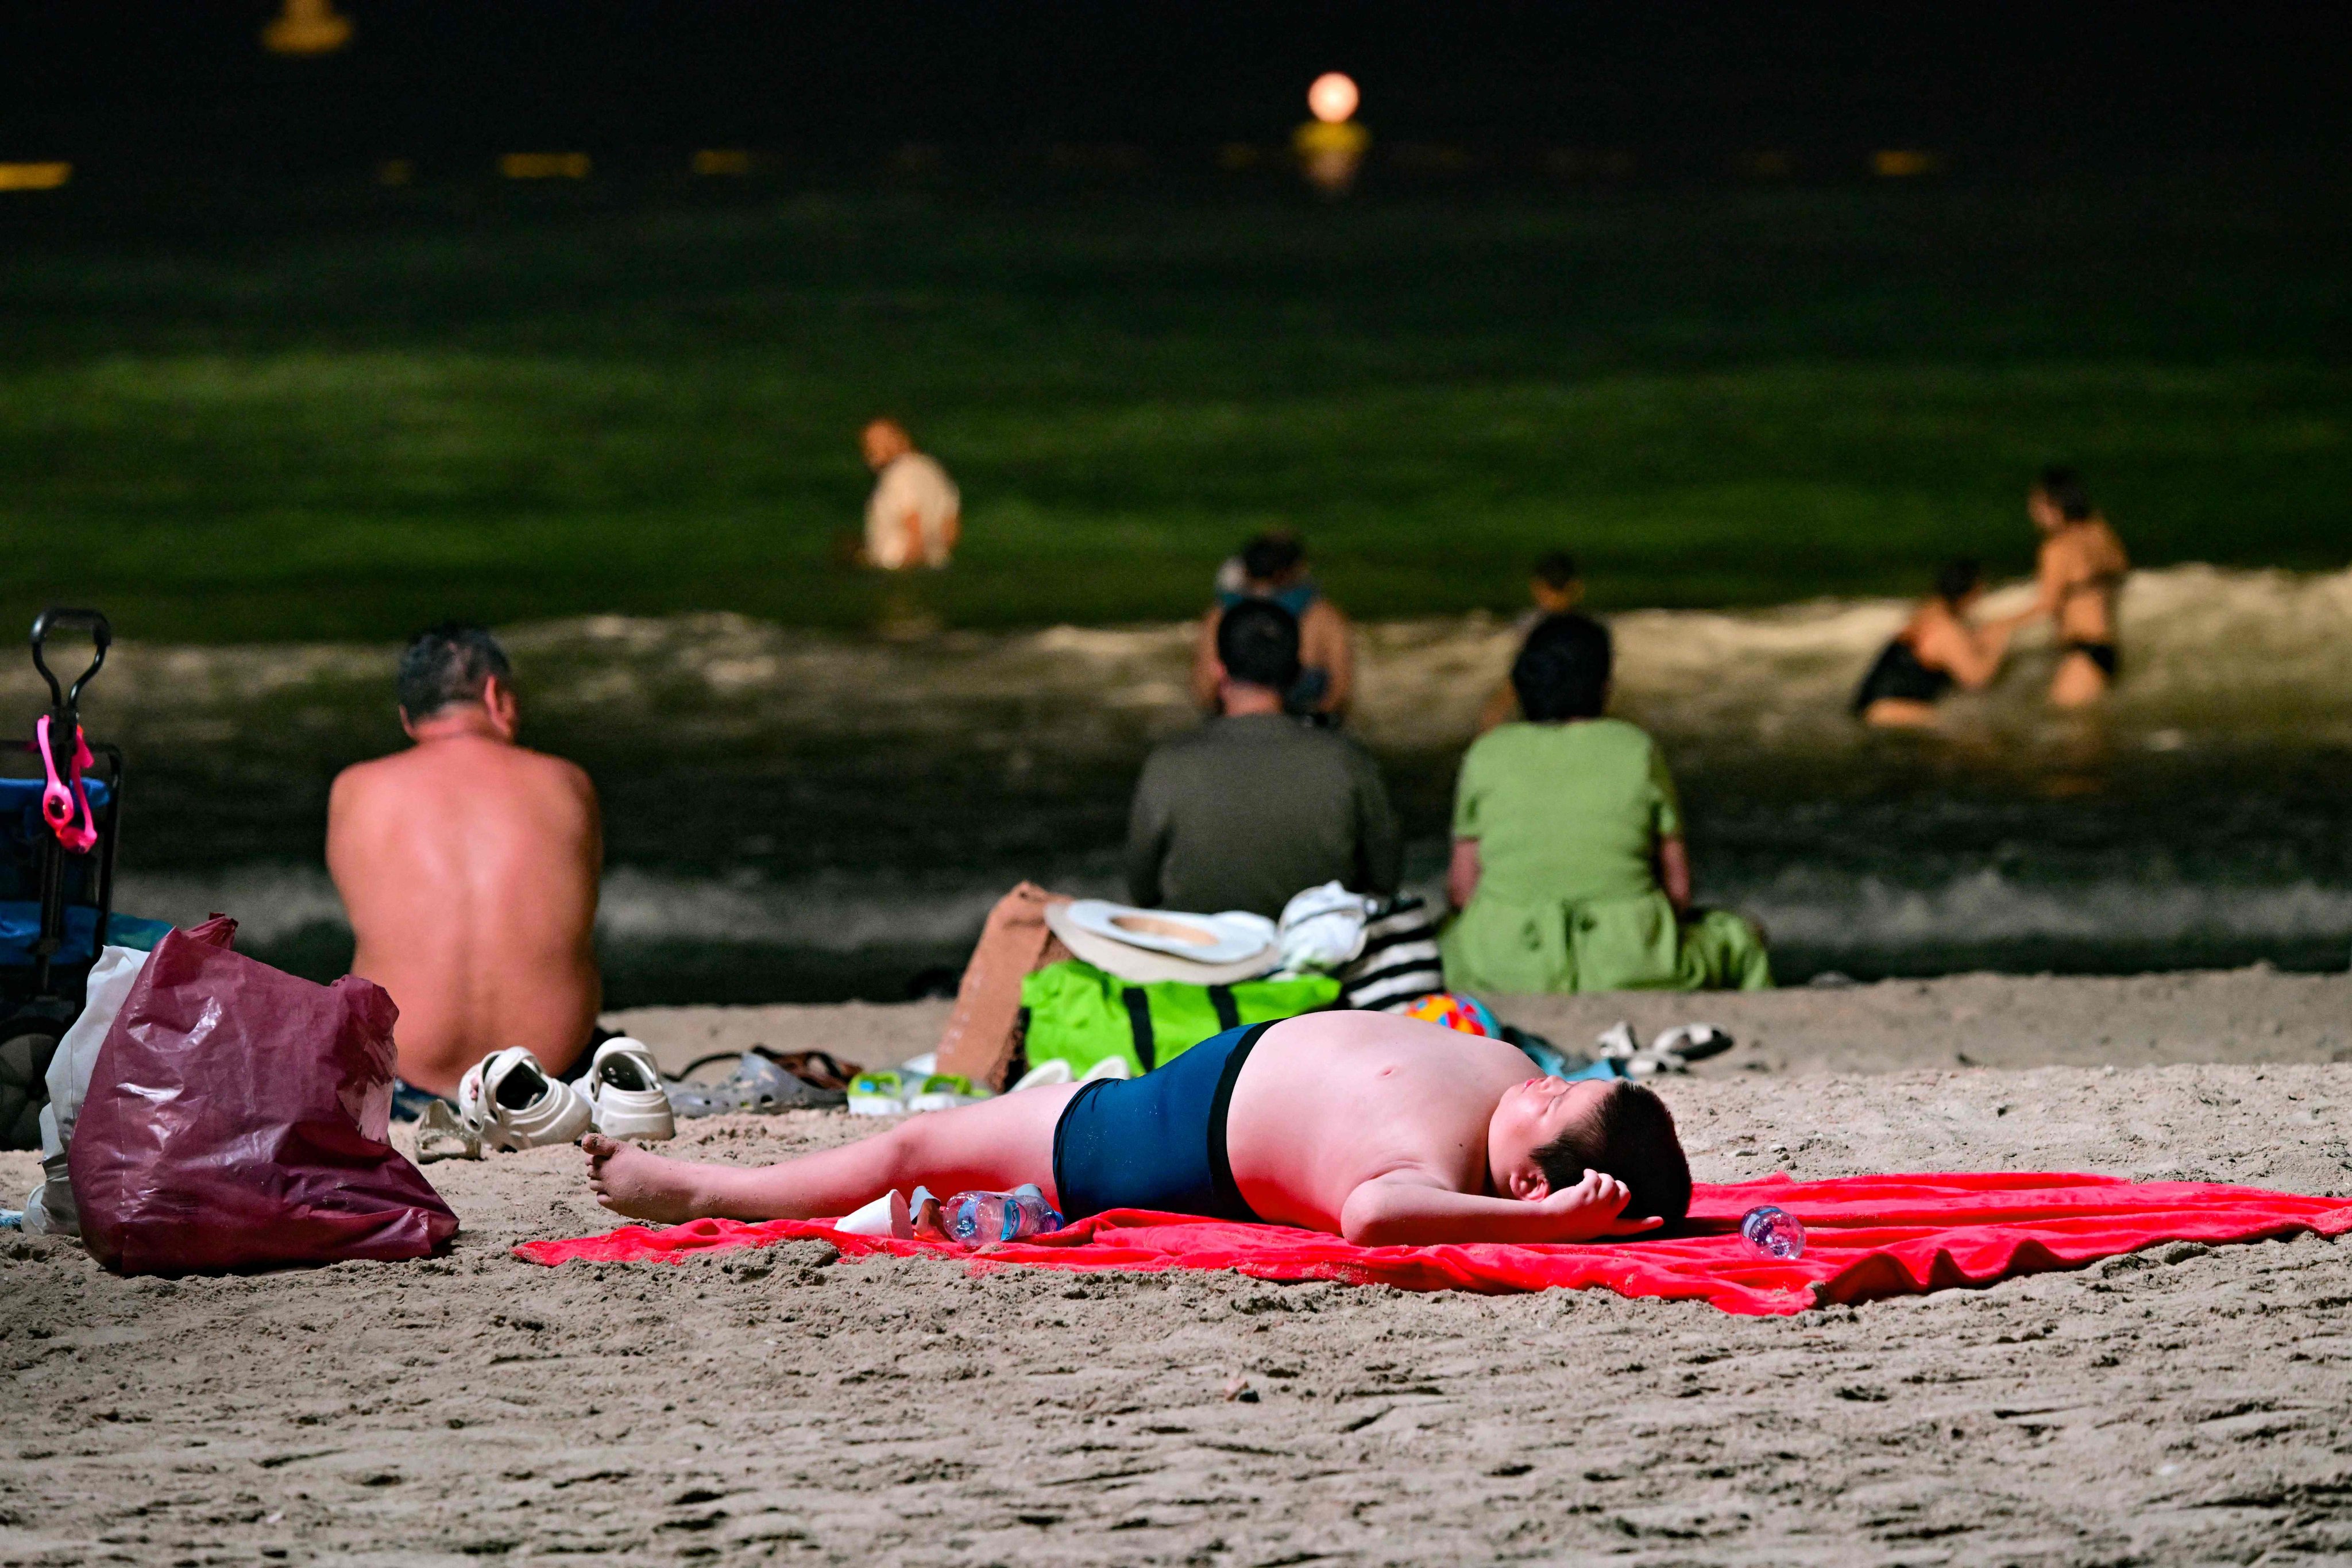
top-left (1532, 550), bottom-right (1581, 590)
top-left (2036, 465), bottom-right (2094, 522)
top-left (1239, 530), bottom-right (1306, 584)
top-left (1510, 613), bottom-right (1612, 722)
top-left (1534, 1080), bottom-right (1692, 1227)
top-left (1216, 598), bottom-right (1303, 691)
top-left (1934, 558), bottom-right (1983, 606)
top-left (397, 623), bottom-right (512, 721)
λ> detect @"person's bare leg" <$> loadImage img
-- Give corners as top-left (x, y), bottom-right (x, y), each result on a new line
top-left (583, 1083), bottom-right (1082, 1224)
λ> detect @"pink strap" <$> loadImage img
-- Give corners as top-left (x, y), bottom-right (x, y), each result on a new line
top-left (34, 715), bottom-right (98, 854)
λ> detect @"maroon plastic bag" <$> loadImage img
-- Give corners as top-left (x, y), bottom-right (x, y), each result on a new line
top-left (68, 916), bottom-right (457, 1273)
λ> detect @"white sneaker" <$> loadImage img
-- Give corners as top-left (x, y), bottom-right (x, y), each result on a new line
top-left (456, 1048), bottom-right (593, 1152)
top-left (1010, 1057), bottom-right (1073, 1092)
top-left (578, 1037), bottom-right (676, 1141)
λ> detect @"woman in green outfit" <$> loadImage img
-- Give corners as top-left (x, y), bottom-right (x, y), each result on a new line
top-left (1441, 614), bottom-right (1771, 994)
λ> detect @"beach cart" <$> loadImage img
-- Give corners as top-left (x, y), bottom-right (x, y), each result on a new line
top-left (0, 609), bottom-right (132, 1149)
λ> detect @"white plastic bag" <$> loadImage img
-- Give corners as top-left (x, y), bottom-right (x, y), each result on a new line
top-left (1276, 881), bottom-right (1376, 974)
top-left (22, 943), bottom-right (149, 1237)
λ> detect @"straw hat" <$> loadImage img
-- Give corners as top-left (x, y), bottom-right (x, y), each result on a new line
top-left (1044, 899), bottom-right (1280, 986)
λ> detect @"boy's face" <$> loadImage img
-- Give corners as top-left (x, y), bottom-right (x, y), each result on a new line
top-left (1486, 1076), bottom-right (1615, 1200)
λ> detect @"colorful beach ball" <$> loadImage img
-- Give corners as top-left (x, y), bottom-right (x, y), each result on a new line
top-left (1401, 991), bottom-right (1501, 1038)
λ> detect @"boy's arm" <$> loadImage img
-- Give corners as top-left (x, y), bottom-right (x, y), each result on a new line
top-left (1338, 1169), bottom-right (1663, 1248)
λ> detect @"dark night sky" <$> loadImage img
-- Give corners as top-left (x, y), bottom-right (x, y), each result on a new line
top-left (5, 3), bottom-right (2350, 177)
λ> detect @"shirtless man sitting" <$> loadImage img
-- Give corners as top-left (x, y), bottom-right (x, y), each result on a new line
top-left (584, 1010), bottom-right (1689, 1246)
top-left (2023, 466), bottom-right (2129, 707)
top-left (328, 624), bottom-right (603, 1097)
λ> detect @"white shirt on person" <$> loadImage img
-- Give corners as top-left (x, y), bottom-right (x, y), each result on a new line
top-left (864, 452), bottom-right (960, 569)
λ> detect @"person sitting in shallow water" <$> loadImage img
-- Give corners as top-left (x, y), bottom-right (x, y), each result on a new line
top-left (1440, 614), bottom-right (1771, 995)
top-left (584, 1009), bottom-right (1689, 1245)
top-left (2021, 465), bottom-right (2129, 708)
top-left (1852, 559), bottom-right (2018, 727)
top-left (1477, 549), bottom-right (1585, 734)
top-left (1189, 530), bottom-right (1355, 721)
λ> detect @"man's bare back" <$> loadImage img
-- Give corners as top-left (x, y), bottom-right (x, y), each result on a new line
top-left (328, 634), bottom-right (601, 1096)
top-left (584, 1012), bottom-right (1683, 1247)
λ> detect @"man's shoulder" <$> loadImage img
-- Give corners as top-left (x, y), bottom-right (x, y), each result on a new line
top-left (513, 747), bottom-right (597, 801)
top-left (1477, 717), bottom-right (1655, 759)
top-left (887, 451), bottom-right (955, 490)
top-left (1145, 717), bottom-right (1363, 775)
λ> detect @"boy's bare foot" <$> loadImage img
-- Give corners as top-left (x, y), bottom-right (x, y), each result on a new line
top-left (582, 1131), bottom-right (712, 1224)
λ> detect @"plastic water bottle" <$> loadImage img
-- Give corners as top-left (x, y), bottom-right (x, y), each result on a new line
top-left (1740, 1204), bottom-right (1805, 1260)
top-left (944, 1184), bottom-right (1063, 1245)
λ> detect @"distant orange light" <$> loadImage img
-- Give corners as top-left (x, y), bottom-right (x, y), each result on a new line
top-left (500, 153), bottom-right (592, 180)
top-left (262, 0), bottom-right (352, 56)
top-left (692, 149), bottom-right (753, 177)
top-left (1872, 149), bottom-right (1938, 178)
top-left (0, 163), bottom-right (71, 192)
top-left (1307, 72), bottom-right (1360, 125)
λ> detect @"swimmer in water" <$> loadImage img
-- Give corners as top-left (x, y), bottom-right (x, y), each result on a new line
top-left (2021, 466), bottom-right (2129, 708)
top-left (1477, 550), bottom-right (1585, 734)
top-left (1852, 559), bottom-right (2018, 727)
top-left (1190, 531), bottom-right (1355, 721)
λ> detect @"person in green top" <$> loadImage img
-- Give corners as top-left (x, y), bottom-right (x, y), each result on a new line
top-left (1440, 613), bottom-right (1771, 995)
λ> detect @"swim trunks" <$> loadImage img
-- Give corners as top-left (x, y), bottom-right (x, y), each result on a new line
top-left (1851, 639), bottom-right (1954, 715)
top-left (2063, 640), bottom-right (2119, 678)
top-left (1051, 1020), bottom-right (1271, 1222)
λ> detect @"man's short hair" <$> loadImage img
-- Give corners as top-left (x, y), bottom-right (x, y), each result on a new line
top-left (1934, 558), bottom-right (1983, 605)
top-left (397, 623), bottom-right (512, 721)
top-left (1216, 598), bottom-right (1303, 692)
top-left (1534, 1080), bottom-right (1692, 1227)
top-left (2036, 465), bottom-right (2094, 522)
top-left (1532, 550), bottom-right (1581, 590)
top-left (1511, 613), bottom-right (1612, 722)
top-left (1239, 530), bottom-right (1306, 585)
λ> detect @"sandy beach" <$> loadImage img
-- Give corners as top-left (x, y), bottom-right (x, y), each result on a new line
top-left (9, 967), bottom-right (2352, 1565)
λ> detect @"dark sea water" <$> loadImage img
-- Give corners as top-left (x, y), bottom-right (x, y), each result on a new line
top-left (22, 565), bottom-right (2349, 1005)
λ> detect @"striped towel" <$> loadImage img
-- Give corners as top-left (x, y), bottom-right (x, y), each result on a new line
top-left (1337, 895), bottom-right (1446, 1011)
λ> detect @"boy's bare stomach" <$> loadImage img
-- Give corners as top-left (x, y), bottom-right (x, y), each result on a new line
top-left (1223, 1013), bottom-right (1527, 1231)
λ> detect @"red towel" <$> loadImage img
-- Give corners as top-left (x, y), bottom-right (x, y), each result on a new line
top-left (515, 1172), bottom-right (2352, 1316)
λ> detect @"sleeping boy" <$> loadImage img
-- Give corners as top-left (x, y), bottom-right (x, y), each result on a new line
top-left (582, 1009), bottom-right (1690, 1245)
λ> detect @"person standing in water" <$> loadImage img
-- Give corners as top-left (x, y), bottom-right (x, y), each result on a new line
top-left (1189, 530), bottom-right (1355, 721)
top-left (1852, 559), bottom-right (2018, 727)
top-left (858, 418), bottom-right (961, 570)
top-left (2021, 466), bottom-right (2129, 706)
top-left (1478, 550), bottom-right (1585, 733)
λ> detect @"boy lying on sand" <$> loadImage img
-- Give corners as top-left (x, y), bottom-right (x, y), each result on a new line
top-left (584, 1010), bottom-right (1690, 1245)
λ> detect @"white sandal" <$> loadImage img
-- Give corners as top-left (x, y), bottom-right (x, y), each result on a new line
top-left (578, 1037), bottom-right (676, 1141)
top-left (457, 1048), bottom-right (593, 1152)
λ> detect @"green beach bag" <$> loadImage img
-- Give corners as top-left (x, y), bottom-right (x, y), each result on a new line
top-left (1018, 960), bottom-right (1339, 1077)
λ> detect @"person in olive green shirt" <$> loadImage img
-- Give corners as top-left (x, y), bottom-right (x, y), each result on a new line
top-left (1129, 598), bottom-right (1401, 920)
top-left (1442, 613), bottom-right (1770, 995)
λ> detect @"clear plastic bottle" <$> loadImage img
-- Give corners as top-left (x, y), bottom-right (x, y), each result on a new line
top-left (943, 1183), bottom-right (1063, 1245)
top-left (1739, 1204), bottom-right (1806, 1260)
